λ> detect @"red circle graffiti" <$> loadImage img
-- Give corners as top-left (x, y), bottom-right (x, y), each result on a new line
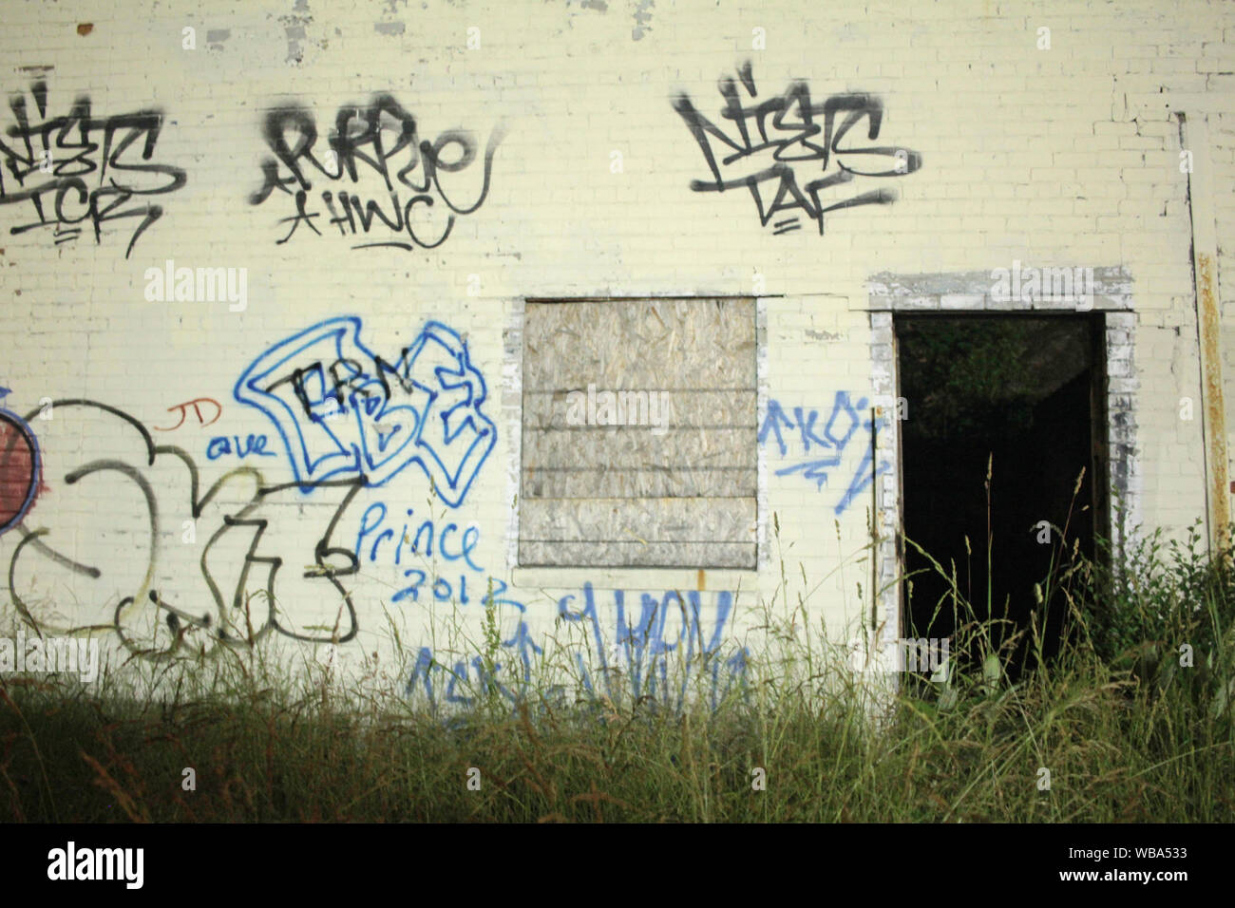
top-left (0, 412), bottom-right (38, 531)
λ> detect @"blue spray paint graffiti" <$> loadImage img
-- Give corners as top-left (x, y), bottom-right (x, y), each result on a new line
top-left (234, 317), bottom-right (495, 502)
top-left (206, 433), bottom-right (277, 461)
top-left (405, 582), bottom-right (750, 712)
top-left (760, 392), bottom-right (891, 514)
top-left (354, 498), bottom-right (539, 710)
top-left (353, 502), bottom-right (525, 614)
top-left (404, 629), bottom-right (542, 711)
top-left (555, 583), bottom-right (748, 710)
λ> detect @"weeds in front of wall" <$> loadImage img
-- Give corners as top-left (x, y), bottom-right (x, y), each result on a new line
top-left (0, 503), bottom-right (1232, 822)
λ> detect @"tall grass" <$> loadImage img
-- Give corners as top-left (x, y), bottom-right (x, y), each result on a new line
top-left (1, 519), bottom-right (1232, 823)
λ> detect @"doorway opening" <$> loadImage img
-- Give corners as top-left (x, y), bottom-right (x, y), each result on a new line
top-left (895, 313), bottom-right (1108, 678)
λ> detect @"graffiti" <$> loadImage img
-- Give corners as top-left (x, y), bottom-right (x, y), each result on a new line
top-left (405, 623), bottom-right (540, 710)
top-left (355, 500), bottom-right (526, 616)
top-left (356, 505), bottom-right (482, 572)
top-left (406, 582), bottom-right (750, 712)
top-left (249, 94), bottom-right (503, 251)
top-left (554, 583), bottom-right (748, 708)
top-left (672, 62), bottom-right (921, 234)
top-left (0, 81), bottom-right (186, 257)
top-left (5, 399), bottom-right (366, 660)
top-left (0, 387), bottom-right (40, 534)
top-left (206, 434), bottom-right (277, 460)
top-left (153, 398), bottom-right (222, 431)
top-left (235, 317), bottom-right (496, 502)
top-left (760, 393), bottom-right (891, 515)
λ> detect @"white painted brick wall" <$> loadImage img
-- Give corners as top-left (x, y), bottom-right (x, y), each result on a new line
top-left (0, 0), bottom-right (1229, 696)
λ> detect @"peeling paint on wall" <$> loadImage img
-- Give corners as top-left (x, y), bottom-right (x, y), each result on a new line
top-left (632, 0), bottom-right (653, 40)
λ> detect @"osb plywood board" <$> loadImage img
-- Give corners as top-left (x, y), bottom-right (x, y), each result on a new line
top-left (520, 298), bottom-right (757, 569)
top-left (522, 465), bottom-right (757, 500)
top-left (518, 540), bottom-right (757, 569)
top-left (522, 299), bottom-right (757, 390)
top-left (523, 427), bottom-right (754, 475)
top-left (522, 389), bottom-right (756, 430)
top-left (520, 496), bottom-right (755, 544)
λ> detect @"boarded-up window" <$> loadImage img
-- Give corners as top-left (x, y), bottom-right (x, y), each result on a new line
top-left (520, 298), bottom-right (757, 569)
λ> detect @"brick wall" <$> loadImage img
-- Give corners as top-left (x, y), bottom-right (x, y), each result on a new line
top-left (0, 0), bottom-right (1230, 697)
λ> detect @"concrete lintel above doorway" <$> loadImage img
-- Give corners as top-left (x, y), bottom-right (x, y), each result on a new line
top-left (863, 265), bottom-right (1133, 312)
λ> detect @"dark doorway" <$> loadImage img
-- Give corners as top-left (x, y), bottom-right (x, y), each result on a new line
top-left (895, 314), bottom-right (1107, 678)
